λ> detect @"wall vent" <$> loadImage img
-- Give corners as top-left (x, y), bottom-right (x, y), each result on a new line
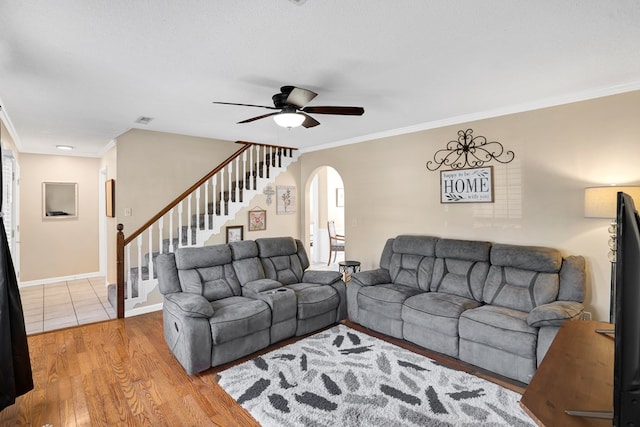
top-left (134, 116), bottom-right (154, 125)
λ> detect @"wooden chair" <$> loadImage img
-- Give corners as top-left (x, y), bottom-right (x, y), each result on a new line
top-left (327, 220), bottom-right (345, 265)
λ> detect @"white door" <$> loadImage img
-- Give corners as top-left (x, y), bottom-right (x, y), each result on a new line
top-left (2, 149), bottom-right (19, 279)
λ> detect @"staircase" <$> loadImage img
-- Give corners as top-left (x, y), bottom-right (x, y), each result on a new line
top-left (111, 141), bottom-right (298, 316)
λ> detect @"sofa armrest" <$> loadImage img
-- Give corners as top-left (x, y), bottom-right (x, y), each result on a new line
top-left (351, 268), bottom-right (391, 287)
top-left (302, 270), bottom-right (343, 285)
top-left (527, 301), bottom-right (584, 327)
top-left (242, 278), bottom-right (283, 295)
top-left (164, 293), bottom-right (214, 318)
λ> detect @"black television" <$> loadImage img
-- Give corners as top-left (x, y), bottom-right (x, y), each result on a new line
top-left (612, 191), bottom-right (640, 426)
top-left (567, 192), bottom-right (640, 424)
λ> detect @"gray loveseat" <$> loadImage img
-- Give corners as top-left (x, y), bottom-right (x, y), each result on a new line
top-left (156, 236), bottom-right (346, 374)
top-left (347, 235), bottom-right (585, 384)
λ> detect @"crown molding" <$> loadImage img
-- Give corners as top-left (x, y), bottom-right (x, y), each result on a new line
top-left (0, 99), bottom-right (23, 152)
top-left (300, 81), bottom-right (640, 154)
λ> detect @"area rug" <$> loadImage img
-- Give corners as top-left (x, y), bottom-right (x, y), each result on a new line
top-left (216, 324), bottom-right (535, 426)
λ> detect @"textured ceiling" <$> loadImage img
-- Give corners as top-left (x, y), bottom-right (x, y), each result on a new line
top-left (1, 1), bottom-right (640, 157)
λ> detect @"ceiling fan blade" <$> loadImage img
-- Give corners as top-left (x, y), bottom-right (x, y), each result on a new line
top-left (302, 106), bottom-right (364, 116)
top-left (285, 87), bottom-right (318, 108)
top-left (237, 112), bottom-right (279, 124)
top-left (213, 101), bottom-right (278, 110)
top-left (300, 113), bottom-right (320, 128)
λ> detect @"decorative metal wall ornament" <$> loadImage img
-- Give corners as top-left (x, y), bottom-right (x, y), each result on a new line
top-left (263, 186), bottom-right (275, 206)
top-left (426, 128), bottom-right (515, 171)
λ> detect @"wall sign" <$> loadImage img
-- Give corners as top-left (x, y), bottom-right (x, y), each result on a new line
top-left (276, 185), bottom-right (296, 214)
top-left (440, 166), bottom-right (494, 203)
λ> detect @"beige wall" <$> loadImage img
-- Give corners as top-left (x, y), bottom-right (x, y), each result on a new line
top-left (115, 129), bottom-right (240, 235)
top-left (299, 90), bottom-right (640, 322)
top-left (20, 153), bottom-right (101, 281)
top-left (101, 145), bottom-right (117, 284)
top-left (203, 163), bottom-right (302, 246)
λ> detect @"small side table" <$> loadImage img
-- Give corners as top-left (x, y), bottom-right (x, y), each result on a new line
top-left (338, 260), bottom-right (361, 282)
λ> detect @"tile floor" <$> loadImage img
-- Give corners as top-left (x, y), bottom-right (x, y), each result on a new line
top-left (19, 276), bottom-right (116, 335)
top-left (18, 257), bottom-right (344, 336)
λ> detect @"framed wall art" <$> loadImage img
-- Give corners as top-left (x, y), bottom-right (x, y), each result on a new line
top-left (276, 185), bottom-right (296, 215)
top-left (248, 209), bottom-right (266, 231)
top-left (105, 179), bottom-right (115, 217)
top-left (440, 166), bottom-right (494, 203)
top-left (226, 225), bottom-right (244, 243)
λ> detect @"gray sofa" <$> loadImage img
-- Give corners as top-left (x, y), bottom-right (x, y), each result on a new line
top-left (347, 235), bottom-right (586, 384)
top-left (156, 236), bottom-right (346, 374)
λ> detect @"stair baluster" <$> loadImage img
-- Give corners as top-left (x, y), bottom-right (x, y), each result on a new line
top-left (115, 141), bottom-right (298, 318)
top-left (169, 208), bottom-right (175, 253)
top-left (204, 180), bottom-right (209, 232)
top-left (148, 223), bottom-right (154, 280)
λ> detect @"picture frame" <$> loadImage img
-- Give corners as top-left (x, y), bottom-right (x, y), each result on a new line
top-left (440, 166), bottom-right (494, 203)
top-left (248, 209), bottom-right (267, 231)
top-left (276, 185), bottom-right (296, 215)
top-left (226, 225), bottom-right (244, 243)
top-left (105, 179), bottom-right (115, 217)
top-left (336, 188), bottom-right (344, 207)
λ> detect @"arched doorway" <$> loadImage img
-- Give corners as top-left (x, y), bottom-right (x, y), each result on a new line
top-left (307, 166), bottom-right (345, 267)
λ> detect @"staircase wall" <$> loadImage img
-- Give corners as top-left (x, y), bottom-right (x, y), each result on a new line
top-left (116, 142), bottom-right (303, 315)
top-left (110, 129), bottom-right (239, 287)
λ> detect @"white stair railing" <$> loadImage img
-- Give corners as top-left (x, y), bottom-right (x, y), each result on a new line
top-left (115, 142), bottom-right (298, 317)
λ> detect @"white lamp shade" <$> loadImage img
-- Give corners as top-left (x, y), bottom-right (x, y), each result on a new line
top-left (584, 186), bottom-right (640, 218)
top-left (273, 112), bottom-right (304, 128)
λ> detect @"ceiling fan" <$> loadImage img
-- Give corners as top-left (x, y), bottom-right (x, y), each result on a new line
top-left (213, 85), bottom-right (364, 128)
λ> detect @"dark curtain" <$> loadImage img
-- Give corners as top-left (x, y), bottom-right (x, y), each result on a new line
top-left (0, 121), bottom-right (33, 412)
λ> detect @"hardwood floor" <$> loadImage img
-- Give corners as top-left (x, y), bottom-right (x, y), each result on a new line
top-left (1, 312), bottom-right (526, 427)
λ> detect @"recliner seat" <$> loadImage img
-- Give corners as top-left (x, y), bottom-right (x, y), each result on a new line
top-left (347, 235), bottom-right (586, 384)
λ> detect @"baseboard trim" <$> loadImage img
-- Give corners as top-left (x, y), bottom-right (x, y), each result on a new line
top-left (126, 302), bottom-right (163, 318)
top-left (19, 271), bottom-right (103, 288)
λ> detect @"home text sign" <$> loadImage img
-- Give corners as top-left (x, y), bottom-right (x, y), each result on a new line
top-left (440, 166), bottom-right (494, 203)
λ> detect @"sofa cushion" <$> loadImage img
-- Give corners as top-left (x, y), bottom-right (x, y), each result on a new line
top-left (435, 238), bottom-right (491, 262)
top-left (209, 296), bottom-right (271, 344)
top-left (558, 255), bottom-right (586, 302)
top-left (358, 283), bottom-right (423, 320)
top-left (157, 253), bottom-right (181, 295)
top-left (256, 236), bottom-right (298, 257)
top-left (177, 263), bottom-right (241, 301)
top-left (256, 237), bottom-right (306, 285)
top-left (527, 301), bottom-right (584, 327)
top-left (243, 278), bottom-right (282, 295)
top-left (483, 265), bottom-right (559, 312)
top-left (285, 283), bottom-right (339, 319)
top-left (459, 305), bottom-right (538, 358)
top-left (164, 292), bottom-right (214, 318)
top-left (403, 292), bottom-right (481, 336)
top-left (490, 244), bottom-right (562, 273)
top-left (388, 236), bottom-right (438, 291)
top-left (174, 244), bottom-right (242, 300)
top-left (175, 244), bottom-right (233, 269)
top-left (229, 240), bottom-right (259, 259)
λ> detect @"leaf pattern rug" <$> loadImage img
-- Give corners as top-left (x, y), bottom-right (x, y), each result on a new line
top-left (216, 324), bottom-right (535, 427)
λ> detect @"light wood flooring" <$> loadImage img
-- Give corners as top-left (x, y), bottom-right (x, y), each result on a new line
top-left (1, 311), bottom-right (526, 427)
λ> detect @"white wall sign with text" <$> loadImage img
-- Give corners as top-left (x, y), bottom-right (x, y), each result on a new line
top-left (440, 166), bottom-right (494, 203)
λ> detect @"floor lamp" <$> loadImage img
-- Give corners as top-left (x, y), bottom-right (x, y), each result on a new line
top-left (584, 186), bottom-right (640, 324)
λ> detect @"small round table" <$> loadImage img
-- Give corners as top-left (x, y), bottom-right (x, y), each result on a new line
top-left (339, 260), bottom-right (361, 282)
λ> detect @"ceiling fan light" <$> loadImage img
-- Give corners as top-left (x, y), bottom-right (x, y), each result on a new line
top-left (273, 112), bottom-right (304, 128)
